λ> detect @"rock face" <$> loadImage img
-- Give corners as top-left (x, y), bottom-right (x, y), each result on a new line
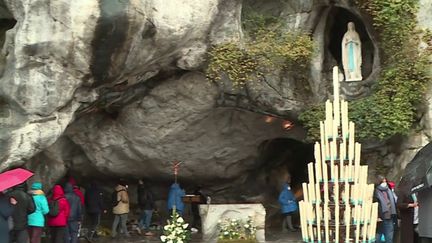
top-left (0, 0), bottom-right (319, 181)
top-left (0, 0), bottom-right (431, 225)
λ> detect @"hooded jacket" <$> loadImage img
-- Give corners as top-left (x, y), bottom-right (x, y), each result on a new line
top-left (167, 183), bottom-right (185, 213)
top-left (278, 183), bottom-right (298, 214)
top-left (85, 182), bottom-right (104, 214)
top-left (7, 183), bottom-right (34, 230)
top-left (64, 183), bottom-right (82, 222)
top-left (0, 193), bottom-right (14, 242)
top-left (47, 185), bottom-right (70, 227)
top-left (68, 178), bottom-right (85, 205)
top-left (113, 185), bottom-right (129, 215)
top-left (27, 182), bottom-right (49, 227)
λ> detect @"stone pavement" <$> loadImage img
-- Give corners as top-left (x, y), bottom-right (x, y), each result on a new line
top-left (94, 231), bottom-right (303, 243)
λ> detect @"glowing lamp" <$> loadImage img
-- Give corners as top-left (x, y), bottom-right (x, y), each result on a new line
top-left (264, 115), bottom-right (275, 123)
top-left (282, 120), bottom-right (294, 130)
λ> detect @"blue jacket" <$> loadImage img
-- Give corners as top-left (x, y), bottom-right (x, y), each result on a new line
top-left (27, 182), bottom-right (49, 227)
top-left (167, 183), bottom-right (185, 213)
top-left (278, 183), bottom-right (298, 214)
top-left (64, 183), bottom-right (82, 222)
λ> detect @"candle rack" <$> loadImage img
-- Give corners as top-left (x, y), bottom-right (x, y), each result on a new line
top-left (299, 66), bottom-right (378, 243)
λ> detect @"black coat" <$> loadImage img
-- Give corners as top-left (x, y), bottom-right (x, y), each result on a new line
top-left (137, 185), bottom-right (155, 210)
top-left (85, 184), bottom-right (105, 214)
top-left (397, 193), bottom-right (415, 243)
top-left (0, 193), bottom-right (14, 243)
top-left (64, 183), bottom-right (82, 221)
top-left (7, 185), bottom-right (33, 230)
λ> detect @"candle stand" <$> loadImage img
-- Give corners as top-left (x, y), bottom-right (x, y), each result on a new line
top-left (299, 66), bottom-right (379, 243)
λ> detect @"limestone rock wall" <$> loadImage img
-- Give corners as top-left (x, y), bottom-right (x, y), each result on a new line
top-left (0, 0), bottom-right (430, 216)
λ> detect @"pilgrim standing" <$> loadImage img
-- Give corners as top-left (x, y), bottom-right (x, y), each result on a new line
top-left (279, 182), bottom-right (298, 232)
top-left (0, 192), bottom-right (16, 243)
top-left (47, 185), bottom-right (70, 243)
top-left (27, 182), bottom-right (49, 243)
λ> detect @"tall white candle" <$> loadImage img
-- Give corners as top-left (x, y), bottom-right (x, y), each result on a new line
top-left (324, 203), bottom-right (330, 243)
top-left (335, 205), bottom-right (340, 243)
top-left (345, 205), bottom-right (351, 242)
top-left (368, 184), bottom-right (375, 202)
top-left (369, 203), bottom-right (379, 241)
top-left (344, 181), bottom-right (350, 205)
top-left (315, 143), bottom-right (322, 182)
top-left (308, 163), bottom-right (316, 203)
top-left (308, 163), bottom-right (314, 184)
top-left (308, 203), bottom-right (315, 243)
top-left (340, 142), bottom-right (346, 162)
top-left (354, 143), bottom-right (361, 183)
top-left (334, 100), bottom-right (340, 128)
top-left (316, 203), bottom-right (321, 242)
top-left (348, 122), bottom-right (355, 161)
top-left (333, 66), bottom-right (340, 103)
top-left (326, 100), bottom-right (332, 124)
top-left (335, 165), bottom-right (340, 243)
top-left (299, 201), bottom-right (307, 241)
top-left (351, 184), bottom-right (356, 204)
top-left (326, 137), bottom-right (331, 160)
top-left (362, 203), bottom-right (370, 239)
top-left (335, 165), bottom-right (339, 205)
top-left (308, 183), bottom-right (315, 203)
top-left (355, 205), bottom-right (361, 243)
top-left (316, 182), bottom-right (321, 204)
top-left (303, 183), bottom-right (309, 203)
top-left (320, 121), bottom-right (325, 148)
top-left (341, 100), bottom-right (349, 140)
top-left (330, 141), bottom-right (336, 180)
top-left (340, 164), bottom-right (345, 183)
top-left (333, 118), bottom-right (338, 139)
top-left (323, 164), bottom-right (329, 203)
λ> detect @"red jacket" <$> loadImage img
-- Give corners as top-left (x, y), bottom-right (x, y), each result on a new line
top-left (47, 185), bottom-right (70, 227)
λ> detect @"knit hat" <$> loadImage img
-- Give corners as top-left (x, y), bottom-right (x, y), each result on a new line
top-left (31, 182), bottom-right (43, 190)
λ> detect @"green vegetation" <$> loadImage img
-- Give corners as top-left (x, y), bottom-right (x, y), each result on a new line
top-left (206, 8), bottom-right (314, 88)
top-left (300, 0), bottom-right (431, 141)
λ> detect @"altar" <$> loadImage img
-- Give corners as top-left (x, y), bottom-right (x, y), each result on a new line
top-left (199, 204), bottom-right (266, 243)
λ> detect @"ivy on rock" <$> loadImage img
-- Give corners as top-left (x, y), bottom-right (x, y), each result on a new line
top-left (206, 9), bottom-right (314, 88)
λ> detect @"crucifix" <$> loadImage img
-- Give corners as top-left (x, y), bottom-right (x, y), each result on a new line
top-left (172, 160), bottom-right (182, 183)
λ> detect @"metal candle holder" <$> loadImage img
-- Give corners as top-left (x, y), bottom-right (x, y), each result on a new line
top-left (299, 66), bottom-right (379, 243)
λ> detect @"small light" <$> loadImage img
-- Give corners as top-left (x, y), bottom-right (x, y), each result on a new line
top-left (264, 115), bottom-right (275, 123)
top-left (282, 120), bottom-right (294, 130)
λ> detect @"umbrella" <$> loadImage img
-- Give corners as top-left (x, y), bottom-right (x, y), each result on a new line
top-left (398, 142), bottom-right (432, 195)
top-left (0, 168), bottom-right (34, 192)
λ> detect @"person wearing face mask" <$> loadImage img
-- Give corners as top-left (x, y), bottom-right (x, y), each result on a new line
top-left (374, 176), bottom-right (397, 243)
top-left (278, 181), bottom-right (298, 233)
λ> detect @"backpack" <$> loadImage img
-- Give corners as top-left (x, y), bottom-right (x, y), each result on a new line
top-left (27, 194), bottom-right (36, 214)
top-left (48, 199), bottom-right (60, 217)
top-left (111, 189), bottom-right (125, 207)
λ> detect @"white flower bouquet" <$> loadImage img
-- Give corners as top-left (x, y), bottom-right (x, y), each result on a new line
top-left (160, 210), bottom-right (191, 243)
top-left (217, 216), bottom-right (258, 243)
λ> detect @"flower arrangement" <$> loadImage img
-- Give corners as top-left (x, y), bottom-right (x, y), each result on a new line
top-left (160, 211), bottom-right (191, 243)
top-left (217, 216), bottom-right (258, 243)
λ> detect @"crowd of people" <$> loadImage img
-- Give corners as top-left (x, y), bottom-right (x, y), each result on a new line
top-left (0, 175), bottom-right (206, 243)
top-left (0, 177), bottom-right (158, 243)
top-left (0, 178), bottom-right (87, 243)
top-left (278, 175), bottom-right (432, 243)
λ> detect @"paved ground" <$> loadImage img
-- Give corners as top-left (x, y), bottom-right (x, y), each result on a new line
top-left (89, 230), bottom-right (303, 243)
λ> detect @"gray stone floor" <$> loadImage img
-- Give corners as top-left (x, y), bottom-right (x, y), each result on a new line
top-left (92, 230), bottom-right (303, 243)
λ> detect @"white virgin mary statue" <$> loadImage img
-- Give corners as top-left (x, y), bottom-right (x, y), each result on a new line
top-left (342, 22), bottom-right (362, 81)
